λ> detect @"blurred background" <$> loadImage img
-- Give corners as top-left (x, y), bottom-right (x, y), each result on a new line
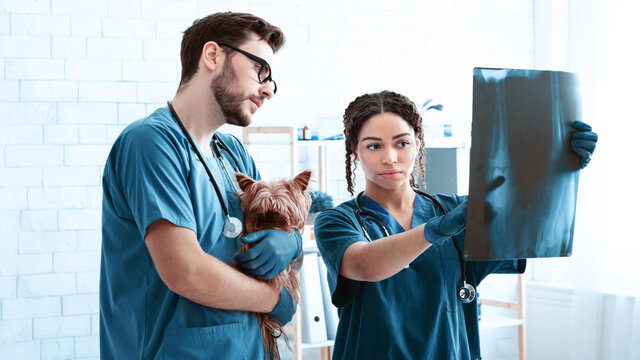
top-left (1, 0), bottom-right (638, 359)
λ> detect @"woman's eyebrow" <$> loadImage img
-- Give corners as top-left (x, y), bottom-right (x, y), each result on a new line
top-left (392, 133), bottom-right (411, 139)
top-left (361, 133), bottom-right (411, 142)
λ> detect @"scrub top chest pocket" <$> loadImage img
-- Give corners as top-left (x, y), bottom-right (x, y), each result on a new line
top-left (160, 323), bottom-right (247, 359)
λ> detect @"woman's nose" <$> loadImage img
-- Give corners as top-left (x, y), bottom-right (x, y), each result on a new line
top-left (382, 148), bottom-right (398, 164)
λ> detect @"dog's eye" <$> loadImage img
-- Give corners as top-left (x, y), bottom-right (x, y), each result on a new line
top-left (256, 211), bottom-right (287, 229)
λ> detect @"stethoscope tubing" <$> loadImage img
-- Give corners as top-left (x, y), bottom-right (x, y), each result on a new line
top-left (167, 101), bottom-right (239, 220)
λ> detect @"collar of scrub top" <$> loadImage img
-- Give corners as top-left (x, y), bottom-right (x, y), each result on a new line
top-left (166, 101), bottom-right (242, 238)
top-left (355, 190), bottom-right (476, 303)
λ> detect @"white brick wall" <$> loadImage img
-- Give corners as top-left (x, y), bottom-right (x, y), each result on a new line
top-left (41, 338), bottom-right (74, 360)
top-left (0, 1), bottom-right (534, 358)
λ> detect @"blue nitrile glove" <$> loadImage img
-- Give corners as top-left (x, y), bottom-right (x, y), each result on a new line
top-left (571, 121), bottom-right (598, 169)
top-left (234, 229), bottom-right (302, 280)
top-left (424, 199), bottom-right (468, 246)
top-left (268, 288), bottom-right (297, 325)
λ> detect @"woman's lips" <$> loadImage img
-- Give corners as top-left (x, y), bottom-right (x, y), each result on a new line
top-left (379, 170), bottom-right (403, 179)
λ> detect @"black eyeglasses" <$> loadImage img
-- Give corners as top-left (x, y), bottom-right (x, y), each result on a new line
top-left (218, 42), bottom-right (277, 94)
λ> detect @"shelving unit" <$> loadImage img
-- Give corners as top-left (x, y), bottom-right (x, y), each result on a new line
top-left (242, 126), bottom-right (299, 177)
top-left (478, 273), bottom-right (527, 359)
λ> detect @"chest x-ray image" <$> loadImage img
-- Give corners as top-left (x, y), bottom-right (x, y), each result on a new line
top-left (463, 68), bottom-right (583, 260)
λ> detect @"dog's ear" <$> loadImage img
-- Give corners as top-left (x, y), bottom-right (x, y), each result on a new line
top-left (292, 169), bottom-right (312, 192)
top-left (235, 173), bottom-right (256, 192)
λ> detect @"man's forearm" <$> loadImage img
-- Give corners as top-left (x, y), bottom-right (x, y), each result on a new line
top-left (172, 251), bottom-right (280, 313)
top-left (145, 219), bottom-right (280, 313)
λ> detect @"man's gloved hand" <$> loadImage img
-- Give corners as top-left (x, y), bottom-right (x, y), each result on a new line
top-left (268, 288), bottom-right (297, 325)
top-left (234, 229), bottom-right (302, 280)
top-left (571, 121), bottom-right (598, 169)
top-left (424, 199), bottom-right (468, 247)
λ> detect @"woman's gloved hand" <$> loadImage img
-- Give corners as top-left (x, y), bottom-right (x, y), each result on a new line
top-left (424, 199), bottom-right (468, 246)
top-left (268, 288), bottom-right (297, 325)
top-left (571, 121), bottom-right (598, 169)
top-left (234, 229), bottom-right (302, 280)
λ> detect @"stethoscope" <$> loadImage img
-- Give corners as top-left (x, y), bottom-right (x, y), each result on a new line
top-left (167, 101), bottom-right (243, 238)
top-left (355, 190), bottom-right (476, 303)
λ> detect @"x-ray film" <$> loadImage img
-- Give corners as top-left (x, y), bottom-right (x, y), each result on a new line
top-left (463, 68), bottom-right (583, 260)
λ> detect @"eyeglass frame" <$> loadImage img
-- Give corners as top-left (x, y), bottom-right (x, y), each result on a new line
top-left (218, 42), bottom-right (277, 94)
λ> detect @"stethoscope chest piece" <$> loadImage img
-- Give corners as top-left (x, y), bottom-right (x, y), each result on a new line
top-left (223, 216), bottom-right (242, 238)
top-left (458, 282), bottom-right (476, 303)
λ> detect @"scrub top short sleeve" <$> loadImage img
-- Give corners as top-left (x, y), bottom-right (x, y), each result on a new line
top-left (103, 118), bottom-right (197, 238)
top-left (314, 207), bottom-right (366, 307)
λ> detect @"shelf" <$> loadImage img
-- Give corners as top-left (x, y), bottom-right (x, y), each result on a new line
top-left (247, 137), bottom-right (471, 149)
top-left (295, 137), bottom-right (471, 149)
top-left (479, 314), bottom-right (524, 330)
top-left (300, 340), bottom-right (335, 350)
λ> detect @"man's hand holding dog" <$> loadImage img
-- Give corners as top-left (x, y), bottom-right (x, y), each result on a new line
top-left (234, 229), bottom-right (303, 280)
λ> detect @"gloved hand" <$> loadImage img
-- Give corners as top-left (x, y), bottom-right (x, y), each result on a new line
top-left (234, 229), bottom-right (302, 280)
top-left (571, 121), bottom-right (598, 169)
top-left (268, 288), bottom-right (297, 325)
top-left (424, 199), bottom-right (468, 246)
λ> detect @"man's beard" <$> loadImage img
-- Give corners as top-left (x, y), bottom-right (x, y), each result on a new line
top-left (211, 60), bottom-right (252, 127)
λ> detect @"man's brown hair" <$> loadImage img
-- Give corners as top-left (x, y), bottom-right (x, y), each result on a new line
top-left (179, 12), bottom-right (285, 87)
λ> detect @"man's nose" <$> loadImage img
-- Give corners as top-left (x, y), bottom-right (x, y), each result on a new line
top-left (259, 81), bottom-right (275, 99)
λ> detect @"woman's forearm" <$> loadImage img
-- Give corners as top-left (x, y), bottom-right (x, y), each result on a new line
top-left (339, 224), bottom-right (430, 282)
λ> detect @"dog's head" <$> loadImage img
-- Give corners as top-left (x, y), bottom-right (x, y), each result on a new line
top-left (235, 169), bottom-right (312, 234)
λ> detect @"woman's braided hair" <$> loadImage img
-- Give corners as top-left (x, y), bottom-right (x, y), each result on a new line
top-left (343, 90), bottom-right (426, 196)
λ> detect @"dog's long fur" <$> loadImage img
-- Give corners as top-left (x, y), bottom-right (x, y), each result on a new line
top-left (235, 169), bottom-right (312, 360)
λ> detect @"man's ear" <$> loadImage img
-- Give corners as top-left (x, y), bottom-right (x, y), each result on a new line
top-left (235, 173), bottom-right (256, 192)
top-left (201, 41), bottom-right (222, 72)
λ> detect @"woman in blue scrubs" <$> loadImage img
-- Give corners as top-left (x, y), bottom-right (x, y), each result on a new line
top-left (314, 90), bottom-right (597, 359)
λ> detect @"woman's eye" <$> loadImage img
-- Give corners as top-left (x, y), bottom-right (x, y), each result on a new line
top-left (366, 144), bottom-right (380, 150)
top-left (397, 141), bottom-right (410, 147)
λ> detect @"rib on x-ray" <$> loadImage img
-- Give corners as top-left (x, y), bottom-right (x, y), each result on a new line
top-left (463, 68), bottom-right (583, 260)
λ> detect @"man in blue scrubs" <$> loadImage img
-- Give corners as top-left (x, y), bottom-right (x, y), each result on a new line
top-left (100, 13), bottom-right (300, 359)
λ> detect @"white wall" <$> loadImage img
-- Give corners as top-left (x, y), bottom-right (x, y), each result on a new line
top-left (0, 0), bottom-right (535, 358)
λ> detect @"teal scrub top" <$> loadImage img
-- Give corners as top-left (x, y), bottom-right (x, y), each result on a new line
top-left (100, 108), bottom-right (264, 359)
top-left (314, 193), bottom-right (526, 360)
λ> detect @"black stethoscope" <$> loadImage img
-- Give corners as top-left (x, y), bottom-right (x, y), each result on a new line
top-left (355, 190), bottom-right (476, 303)
top-left (167, 101), bottom-right (243, 238)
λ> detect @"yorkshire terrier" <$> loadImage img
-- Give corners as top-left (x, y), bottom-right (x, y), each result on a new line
top-left (235, 169), bottom-right (312, 360)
